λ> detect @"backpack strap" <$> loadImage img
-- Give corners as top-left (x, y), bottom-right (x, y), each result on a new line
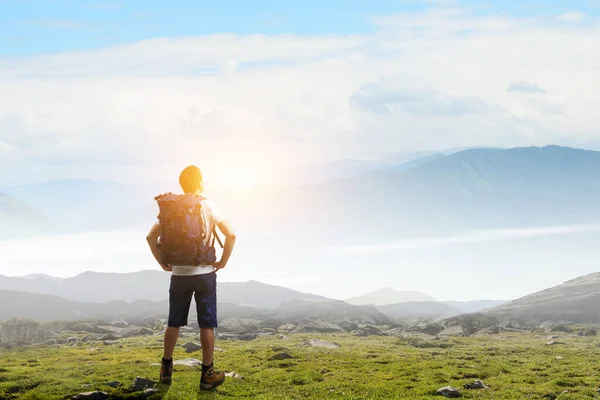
top-left (211, 228), bottom-right (224, 249)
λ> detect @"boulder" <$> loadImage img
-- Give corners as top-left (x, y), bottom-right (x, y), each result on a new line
top-left (132, 377), bottom-right (157, 391)
top-left (174, 358), bottom-right (202, 367)
top-left (292, 321), bottom-right (345, 334)
top-left (277, 324), bottom-right (296, 332)
top-left (353, 325), bottom-right (383, 337)
top-left (120, 327), bottom-right (154, 339)
top-left (436, 386), bottom-right (461, 398)
top-left (182, 342), bottom-right (202, 353)
top-left (107, 381), bottom-right (121, 388)
top-left (464, 380), bottom-right (489, 389)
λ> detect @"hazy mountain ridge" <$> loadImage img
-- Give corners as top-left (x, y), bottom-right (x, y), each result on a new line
top-left (0, 270), bottom-right (332, 308)
top-left (346, 287), bottom-right (436, 305)
top-left (0, 191), bottom-right (53, 239)
top-left (486, 272), bottom-right (600, 323)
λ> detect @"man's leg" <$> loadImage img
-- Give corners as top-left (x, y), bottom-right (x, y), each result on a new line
top-left (196, 272), bottom-right (225, 390)
top-left (160, 275), bottom-right (193, 384)
top-left (164, 326), bottom-right (180, 360)
top-left (200, 327), bottom-right (215, 366)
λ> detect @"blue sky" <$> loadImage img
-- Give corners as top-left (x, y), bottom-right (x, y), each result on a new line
top-left (2, 0), bottom-right (598, 55)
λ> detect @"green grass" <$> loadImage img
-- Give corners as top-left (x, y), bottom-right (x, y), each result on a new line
top-left (2, 332), bottom-right (600, 399)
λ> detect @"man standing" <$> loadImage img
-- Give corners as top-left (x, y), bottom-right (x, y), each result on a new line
top-left (146, 165), bottom-right (237, 390)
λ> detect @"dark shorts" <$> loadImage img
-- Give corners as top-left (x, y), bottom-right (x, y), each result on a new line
top-left (168, 272), bottom-right (217, 328)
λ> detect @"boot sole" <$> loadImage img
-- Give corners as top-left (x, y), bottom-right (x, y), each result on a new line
top-left (200, 379), bottom-right (225, 391)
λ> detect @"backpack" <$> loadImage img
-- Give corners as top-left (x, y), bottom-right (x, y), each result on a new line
top-left (154, 193), bottom-right (223, 266)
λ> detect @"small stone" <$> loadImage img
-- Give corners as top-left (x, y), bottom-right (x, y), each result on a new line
top-left (303, 339), bottom-right (340, 349)
top-left (464, 380), bottom-right (488, 389)
top-left (546, 341), bottom-right (567, 346)
top-left (225, 372), bottom-right (244, 379)
top-left (143, 388), bottom-right (159, 397)
top-left (103, 340), bottom-right (118, 346)
top-left (321, 369), bottom-right (330, 374)
top-left (556, 356), bottom-right (564, 360)
top-left (72, 392), bottom-right (108, 400)
top-left (173, 358), bottom-right (202, 367)
top-left (182, 342), bottom-right (202, 353)
top-left (132, 377), bottom-right (157, 391)
top-left (436, 386), bottom-right (461, 398)
top-left (269, 352), bottom-right (293, 361)
top-left (107, 381), bottom-right (121, 388)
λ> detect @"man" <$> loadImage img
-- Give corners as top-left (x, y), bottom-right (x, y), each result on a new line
top-left (146, 165), bottom-right (237, 390)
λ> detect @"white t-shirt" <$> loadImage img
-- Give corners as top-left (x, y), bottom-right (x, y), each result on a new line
top-left (155, 197), bottom-right (227, 276)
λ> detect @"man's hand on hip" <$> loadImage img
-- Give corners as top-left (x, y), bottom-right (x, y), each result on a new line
top-left (213, 261), bottom-right (226, 271)
top-left (161, 264), bottom-right (173, 272)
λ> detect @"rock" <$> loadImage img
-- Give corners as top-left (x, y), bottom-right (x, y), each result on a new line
top-left (545, 336), bottom-right (559, 340)
top-left (218, 318), bottom-right (262, 333)
top-left (182, 342), bottom-right (202, 353)
top-left (464, 380), bottom-right (489, 389)
top-left (225, 372), bottom-right (244, 379)
top-left (110, 318), bottom-right (129, 328)
top-left (82, 334), bottom-right (103, 342)
top-left (421, 324), bottom-right (445, 336)
top-left (278, 323), bottom-right (297, 332)
top-left (475, 326), bottom-right (501, 335)
top-left (546, 341), bottom-right (567, 346)
top-left (107, 381), bottom-right (121, 388)
top-left (556, 356), bottom-right (564, 360)
top-left (72, 392), bottom-right (108, 400)
top-left (550, 325), bottom-right (571, 333)
top-left (120, 327), bottom-right (154, 339)
top-left (353, 325), bottom-right (383, 337)
top-left (63, 337), bottom-right (80, 345)
top-left (217, 332), bottom-right (259, 341)
top-left (339, 321), bottom-right (359, 332)
top-left (143, 388), bottom-right (160, 397)
top-left (438, 326), bottom-right (467, 337)
top-left (436, 386), bottom-right (461, 397)
top-left (269, 352), bottom-right (293, 361)
top-left (321, 369), bottom-right (329, 374)
top-left (132, 377), bottom-right (157, 392)
top-left (304, 339), bottom-right (340, 349)
top-left (292, 321), bottom-right (345, 334)
top-left (174, 358), bottom-right (202, 367)
top-left (42, 339), bottom-right (59, 346)
top-left (103, 341), bottom-right (118, 346)
top-left (99, 334), bottom-right (120, 341)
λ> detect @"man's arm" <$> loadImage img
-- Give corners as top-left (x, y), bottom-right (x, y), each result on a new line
top-left (146, 223), bottom-right (172, 272)
top-left (213, 219), bottom-right (236, 271)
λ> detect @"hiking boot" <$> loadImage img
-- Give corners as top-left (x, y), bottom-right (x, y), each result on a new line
top-left (200, 363), bottom-right (225, 391)
top-left (160, 357), bottom-right (173, 384)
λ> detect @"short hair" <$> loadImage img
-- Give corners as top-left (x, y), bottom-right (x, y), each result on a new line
top-left (179, 165), bottom-right (203, 194)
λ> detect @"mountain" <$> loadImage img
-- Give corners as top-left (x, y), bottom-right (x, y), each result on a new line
top-left (443, 300), bottom-right (509, 314)
top-left (486, 272), bottom-right (600, 323)
top-left (346, 287), bottom-right (435, 306)
top-left (0, 271), bottom-right (332, 307)
top-left (0, 290), bottom-right (385, 325)
top-left (1, 179), bottom-right (162, 231)
top-left (0, 191), bottom-right (52, 239)
top-left (376, 301), bottom-right (461, 318)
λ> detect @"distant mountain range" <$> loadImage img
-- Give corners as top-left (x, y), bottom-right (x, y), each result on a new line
top-left (0, 191), bottom-right (52, 239)
top-left (0, 270), bottom-right (506, 319)
top-left (346, 287), bottom-right (436, 305)
top-left (0, 270), bottom-right (330, 308)
top-left (6, 145), bottom-right (600, 240)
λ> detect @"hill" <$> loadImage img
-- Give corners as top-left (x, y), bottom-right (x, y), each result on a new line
top-left (0, 271), bottom-right (332, 307)
top-left (346, 287), bottom-right (435, 305)
top-left (486, 272), bottom-right (600, 323)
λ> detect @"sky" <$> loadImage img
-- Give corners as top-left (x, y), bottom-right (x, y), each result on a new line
top-left (2, 0), bottom-right (600, 185)
top-left (2, 0), bottom-right (600, 301)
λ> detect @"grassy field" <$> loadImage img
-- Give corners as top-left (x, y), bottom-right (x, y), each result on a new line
top-left (2, 331), bottom-right (600, 399)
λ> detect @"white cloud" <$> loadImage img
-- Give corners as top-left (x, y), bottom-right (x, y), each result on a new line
top-left (2, 5), bottom-right (600, 183)
top-left (331, 225), bottom-right (600, 254)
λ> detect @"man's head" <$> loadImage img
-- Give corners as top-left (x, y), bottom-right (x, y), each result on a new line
top-left (179, 165), bottom-right (204, 194)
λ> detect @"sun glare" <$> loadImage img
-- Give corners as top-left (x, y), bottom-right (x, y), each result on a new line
top-left (218, 166), bottom-right (257, 189)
